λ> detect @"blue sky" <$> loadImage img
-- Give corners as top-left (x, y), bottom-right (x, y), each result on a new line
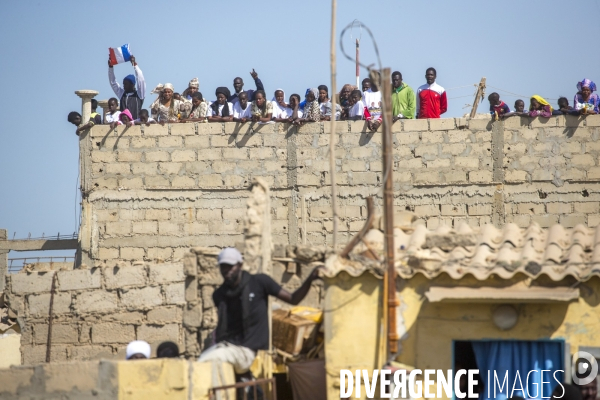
top-left (0, 0), bottom-right (596, 261)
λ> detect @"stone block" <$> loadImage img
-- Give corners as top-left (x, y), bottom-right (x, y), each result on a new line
top-left (516, 203), bottom-right (545, 215)
top-left (426, 159), bottom-right (451, 168)
top-left (69, 345), bottom-right (114, 361)
top-left (441, 204), bottom-right (467, 216)
top-left (185, 135), bottom-right (210, 148)
top-left (447, 130), bottom-right (472, 143)
top-left (57, 269), bottom-right (101, 291)
top-left (118, 177), bottom-right (144, 189)
top-left (147, 306), bottom-right (183, 323)
top-left (131, 162), bottom-right (158, 175)
top-left (147, 247), bottom-right (173, 261)
top-left (22, 345), bottom-right (68, 365)
top-left (200, 174), bottom-right (224, 187)
top-left (92, 323), bottom-right (135, 344)
top-left (454, 157), bottom-right (479, 169)
top-left (158, 162), bottom-right (183, 175)
top-left (33, 324), bottom-right (78, 344)
top-left (429, 118), bottom-right (455, 131)
top-left (198, 122), bottom-right (224, 134)
top-left (503, 116), bottom-right (530, 129)
top-left (143, 124), bottom-right (169, 136)
top-left (172, 176), bottom-right (196, 188)
top-left (413, 171), bottom-right (440, 184)
top-left (145, 151), bottom-right (170, 162)
top-left (396, 132), bottom-right (420, 144)
top-left (572, 154), bottom-right (596, 167)
top-left (164, 283), bottom-right (186, 305)
top-left (444, 171), bottom-right (467, 182)
top-left (105, 163), bottom-right (131, 175)
top-left (117, 150), bottom-right (143, 162)
top-left (402, 119), bottom-right (428, 132)
top-left (414, 204), bottom-right (440, 217)
top-left (468, 119), bottom-right (492, 131)
top-left (0, 366), bottom-right (35, 395)
top-left (546, 203), bottom-right (572, 214)
top-left (352, 172), bottom-right (378, 185)
top-left (120, 286), bottom-right (163, 309)
top-left (92, 151), bottom-right (116, 163)
top-left (158, 136), bottom-right (183, 148)
top-left (531, 169), bottom-right (553, 181)
top-left (414, 144), bottom-right (438, 157)
top-left (530, 117), bottom-right (556, 128)
top-left (505, 170), bottom-right (528, 182)
top-left (120, 247), bottom-right (145, 260)
top-left (183, 302), bottom-right (203, 328)
top-left (223, 175), bottom-right (248, 187)
top-left (171, 150), bottom-right (196, 162)
top-left (559, 215), bottom-right (586, 228)
top-left (75, 290), bottom-right (118, 313)
top-left (27, 292), bottom-right (71, 316)
top-left (146, 209), bottom-right (170, 220)
top-left (468, 170), bottom-right (493, 183)
top-left (137, 324), bottom-right (180, 343)
top-left (574, 202), bottom-right (599, 213)
top-left (468, 204), bottom-right (492, 216)
top-left (10, 272), bottom-right (54, 294)
top-left (149, 263), bottom-right (185, 284)
top-left (104, 264), bottom-right (147, 289)
top-left (159, 221), bottom-right (181, 234)
top-left (441, 143), bottom-right (467, 156)
top-left (132, 221), bottom-right (158, 235)
top-left (144, 176), bottom-right (170, 187)
top-left (222, 148), bottom-right (249, 160)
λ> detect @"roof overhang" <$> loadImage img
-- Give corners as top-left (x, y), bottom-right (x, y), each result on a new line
top-left (425, 285), bottom-right (580, 303)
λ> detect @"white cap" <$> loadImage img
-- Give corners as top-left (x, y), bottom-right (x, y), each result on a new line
top-left (218, 247), bottom-right (243, 265)
top-left (126, 340), bottom-right (151, 359)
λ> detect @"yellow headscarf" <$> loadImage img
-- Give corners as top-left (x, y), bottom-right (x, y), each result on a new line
top-left (530, 95), bottom-right (553, 112)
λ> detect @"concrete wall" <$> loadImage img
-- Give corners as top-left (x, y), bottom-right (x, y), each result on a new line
top-left (4, 262), bottom-right (185, 365)
top-left (80, 115), bottom-right (600, 265)
top-left (4, 245), bottom-right (324, 364)
top-left (0, 359), bottom-right (235, 400)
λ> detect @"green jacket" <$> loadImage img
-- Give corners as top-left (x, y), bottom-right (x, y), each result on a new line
top-left (392, 83), bottom-right (416, 119)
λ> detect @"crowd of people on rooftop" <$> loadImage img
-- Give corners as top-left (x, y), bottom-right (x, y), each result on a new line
top-left (67, 55), bottom-right (600, 135)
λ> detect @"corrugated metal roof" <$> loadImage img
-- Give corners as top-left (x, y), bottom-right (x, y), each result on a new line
top-left (322, 222), bottom-right (600, 282)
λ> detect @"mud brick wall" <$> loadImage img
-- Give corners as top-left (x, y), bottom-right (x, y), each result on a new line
top-left (79, 115), bottom-right (600, 265)
top-left (4, 262), bottom-right (185, 364)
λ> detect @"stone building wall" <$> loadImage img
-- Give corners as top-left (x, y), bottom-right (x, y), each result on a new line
top-left (4, 262), bottom-right (185, 364)
top-left (80, 115), bottom-right (600, 265)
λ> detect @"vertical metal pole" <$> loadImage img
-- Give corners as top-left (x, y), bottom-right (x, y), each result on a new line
top-left (380, 68), bottom-right (399, 356)
top-left (356, 39), bottom-right (360, 88)
top-left (329, 0), bottom-right (339, 249)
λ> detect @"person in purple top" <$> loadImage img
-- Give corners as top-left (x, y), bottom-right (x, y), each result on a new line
top-left (529, 95), bottom-right (553, 118)
top-left (573, 79), bottom-right (599, 115)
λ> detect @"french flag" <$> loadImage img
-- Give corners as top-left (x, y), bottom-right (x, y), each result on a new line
top-left (108, 44), bottom-right (132, 66)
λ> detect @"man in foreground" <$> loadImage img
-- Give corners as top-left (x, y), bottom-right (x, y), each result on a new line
top-left (198, 247), bottom-right (320, 376)
top-left (416, 67), bottom-right (447, 119)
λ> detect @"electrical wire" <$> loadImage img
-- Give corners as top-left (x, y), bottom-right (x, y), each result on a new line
top-left (488, 85), bottom-right (558, 101)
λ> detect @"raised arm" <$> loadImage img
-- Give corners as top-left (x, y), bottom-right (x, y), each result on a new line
top-left (108, 59), bottom-right (124, 98)
top-left (275, 267), bottom-right (321, 305)
top-left (131, 56), bottom-right (146, 100)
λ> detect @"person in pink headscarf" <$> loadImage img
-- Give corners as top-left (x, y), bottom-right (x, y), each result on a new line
top-left (574, 79), bottom-right (599, 114)
top-left (118, 109), bottom-right (134, 127)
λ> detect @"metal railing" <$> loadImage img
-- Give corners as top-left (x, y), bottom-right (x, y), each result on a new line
top-left (208, 377), bottom-right (276, 400)
top-left (5, 232), bottom-right (78, 241)
top-left (8, 256), bottom-right (75, 273)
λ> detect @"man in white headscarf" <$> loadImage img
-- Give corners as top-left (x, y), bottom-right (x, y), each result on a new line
top-left (126, 340), bottom-right (151, 360)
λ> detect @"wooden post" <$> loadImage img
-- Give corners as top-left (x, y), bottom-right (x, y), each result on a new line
top-left (469, 77), bottom-right (487, 118)
top-left (380, 68), bottom-right (399, 357)
top-left (329, 0), bottom-right (339, 249)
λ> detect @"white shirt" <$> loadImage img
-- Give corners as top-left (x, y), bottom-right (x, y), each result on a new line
top-left (349, 100), bottom-right (365, 118)
top-left (105, 111), bottom-right (121, 123)
top-left (133, 117), bottom-right (156, 124)
top-left (233, 102), bottom-right (252, 119)
top-left (274, 106), bottom-right (303, 119)
top-left (363, 90), bottom-right (382, 119)
top-left (206, 102), bottom-right (234, 117)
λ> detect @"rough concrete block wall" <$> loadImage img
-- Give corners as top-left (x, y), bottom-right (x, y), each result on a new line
top-left (4, 262), bottom-right (185, 365)
top-left (82, 115), bottom-right (600, 264)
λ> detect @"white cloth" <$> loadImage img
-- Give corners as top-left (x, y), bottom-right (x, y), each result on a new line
top-left (126, 340), bottom-right (151, 359)
top-left (133, 117), bottom-right (156, 124)
top-left (198, 342), bottom-right (256, 374)
top-left (233, 102), bottom-right (252, 119)
top-left (108, 65), bottom-right (146, 100)
top-left (207, 102), bottom-right (234, 117)
top-left (349, 100), bottom-right (366, 118)
top-left (105, 111), bottom-right (121, 124)
top-left (363, 90), bottom-right (382, 120)
top-left (274, 106), bottom-right (303, 119)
